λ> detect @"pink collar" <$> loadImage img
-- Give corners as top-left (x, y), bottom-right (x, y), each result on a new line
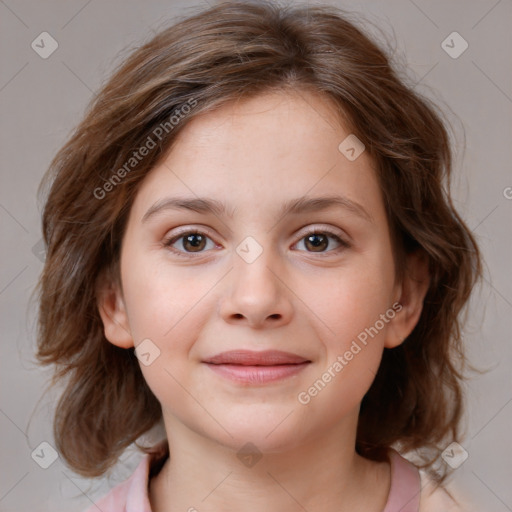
top-left (382, 450), bottom-right (421, 512)
top-left (86, 448), bottom-right (420, 512)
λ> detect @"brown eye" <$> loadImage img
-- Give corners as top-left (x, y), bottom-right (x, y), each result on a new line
top-left (164, 231), bottom-right (216, 256)
top-left (181, 233), bottom-right (207, 252)
top-left (294, 229), bottom-right (350, 254)
top-left (304, 233), bottom-right (329, 252)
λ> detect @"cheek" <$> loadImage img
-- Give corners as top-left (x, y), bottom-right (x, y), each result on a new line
top-left (296, 274), bottom-right (392, 418)
top-left (120, 258), bottom-right (214, 416)
top-left (119, 247), bottom-right (224, 377)
top-left (308, 253), bottom-right (396, 345)
top-left (121, 251), bottom-right (213, 343)
top-left (298, 249), bottom-right (396, 405)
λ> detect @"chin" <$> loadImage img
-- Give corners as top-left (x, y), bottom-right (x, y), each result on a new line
top-left (196, 405), bottom-right (312, 454)
top-left (216, 428), bottom-right (305, 456)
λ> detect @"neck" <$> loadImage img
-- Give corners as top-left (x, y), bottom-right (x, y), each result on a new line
top-left (149, 414), bottom-right (391, 512)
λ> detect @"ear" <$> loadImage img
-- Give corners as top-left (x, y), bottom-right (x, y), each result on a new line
top-left (96, 272), bottom-right (134, 349)
top-left (385, 249), bottom-right (430, 349)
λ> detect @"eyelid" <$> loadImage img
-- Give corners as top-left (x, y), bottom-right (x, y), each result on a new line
top-left (165, 223), bottom-right (348, 241)
top-left (295, 223), bottom-right (349, 241)
top-left (166, 225), bottom-right (217, 239)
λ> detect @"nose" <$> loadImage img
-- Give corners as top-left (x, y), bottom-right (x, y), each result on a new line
top-left (219, 243), bottom-right (294, 329)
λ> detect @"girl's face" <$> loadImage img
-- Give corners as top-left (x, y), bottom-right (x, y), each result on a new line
top-left (99, 90), bottom-right (427, 454)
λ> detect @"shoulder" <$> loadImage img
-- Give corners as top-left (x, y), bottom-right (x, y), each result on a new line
top-left (418, 470), bottom-right (476, 512)
top-left (82, 454), bottom-right (153, 512)
top-left (81, 441), bottom-right (169, 512)
top-left (386, 450), bottom-right (477, 512)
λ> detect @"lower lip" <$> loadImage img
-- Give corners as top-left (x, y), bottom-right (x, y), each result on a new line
top-left (204, 362), bottom-right (310, 384)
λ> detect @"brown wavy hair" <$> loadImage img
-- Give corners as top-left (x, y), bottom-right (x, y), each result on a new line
top-left (35, 0), bottom-right (481, 480)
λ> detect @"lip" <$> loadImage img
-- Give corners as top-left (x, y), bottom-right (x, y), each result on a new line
top-left (203, 350), bottom-right (311, 384)
top-left (204, 350), bottom-right (310, 366)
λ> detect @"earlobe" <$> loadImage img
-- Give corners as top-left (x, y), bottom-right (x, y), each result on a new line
top-left (96, 276), bottom-right (134, 349)
top-left (385, 250), bottom-right (430, 349)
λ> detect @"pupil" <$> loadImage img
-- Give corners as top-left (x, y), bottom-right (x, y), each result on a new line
top-left (307, 234), bottom-right (327, 251)
top-left (186, 234), bottom-right (205, 251)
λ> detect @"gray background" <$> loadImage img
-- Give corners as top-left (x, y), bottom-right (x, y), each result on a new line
top-left (1, 0), bottom-right (511, 510)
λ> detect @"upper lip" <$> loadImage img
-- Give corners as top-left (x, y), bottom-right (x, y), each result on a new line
top-left (204, 350), bottom-right (310, 366)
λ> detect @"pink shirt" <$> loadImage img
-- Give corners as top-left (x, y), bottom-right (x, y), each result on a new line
top-left (84, 449), bottom-right (421, 512)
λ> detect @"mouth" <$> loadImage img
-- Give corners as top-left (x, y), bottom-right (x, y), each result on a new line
top-left (202, 350), bottom-right (312, 385)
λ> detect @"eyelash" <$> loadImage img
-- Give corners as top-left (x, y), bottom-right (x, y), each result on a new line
top-left (162, 227), bottom-right (351, 258)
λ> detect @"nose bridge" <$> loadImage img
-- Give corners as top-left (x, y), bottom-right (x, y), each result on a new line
top-left (233, 233), bottom-right (281, 299)
top-left (220, 233), bottom-right (292, 327)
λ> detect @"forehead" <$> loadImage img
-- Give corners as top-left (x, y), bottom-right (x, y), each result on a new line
top-left (170, 89), bottom-right (350, 162)
top-left (130, 89), bottom-right (383, 223)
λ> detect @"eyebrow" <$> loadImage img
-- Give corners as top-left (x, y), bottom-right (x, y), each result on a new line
top-left (141, 194), bottom-right (373, 224)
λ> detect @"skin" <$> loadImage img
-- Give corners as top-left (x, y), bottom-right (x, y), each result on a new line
top-left (98, 89), bottom-right (430, 512)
